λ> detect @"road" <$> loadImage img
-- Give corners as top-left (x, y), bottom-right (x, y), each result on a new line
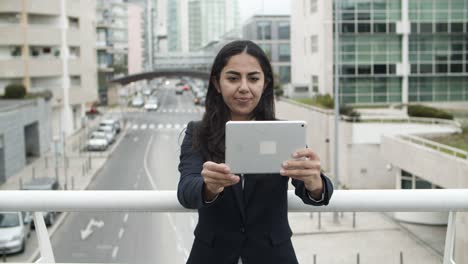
top-left (50, 83), bottom-right (202, 263)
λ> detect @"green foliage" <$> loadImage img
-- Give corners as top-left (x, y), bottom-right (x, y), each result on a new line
top-left (272, 72), bottom-right (283, 97)
top-left (408, 104), bottom-right (453, 120)
top-left (339, 104), bottom-right (360, 120)
top-left (4, 83), bottom-right (26, 99)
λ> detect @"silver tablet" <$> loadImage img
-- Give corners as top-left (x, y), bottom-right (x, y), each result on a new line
top-left (225, 120), bottom-right (307, 174)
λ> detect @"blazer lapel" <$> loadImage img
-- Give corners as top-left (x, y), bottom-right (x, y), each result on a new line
top-left (243, 174), bottom-right (258, 205)
top-left (232, 180), bottom-right (246, 222)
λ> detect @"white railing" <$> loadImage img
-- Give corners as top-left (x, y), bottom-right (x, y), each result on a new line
top-left (1, 189), bottom-right (467, 264)
top-left (400, 134), bottom-right (468, 160)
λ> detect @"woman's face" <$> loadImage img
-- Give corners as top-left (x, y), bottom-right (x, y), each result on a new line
top-left (215, 52), bottom-right (265, 121)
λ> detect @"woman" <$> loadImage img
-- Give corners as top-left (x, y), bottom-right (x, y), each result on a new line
top-left (178, 40), bottom-right (333, 264)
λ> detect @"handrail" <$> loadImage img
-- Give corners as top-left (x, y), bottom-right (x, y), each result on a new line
top-left (1, 190), bottom-right (466, 264)
top-left (400, 134), bottom-right (468, 160)
top-left (1, 189), bottom-right (468, 212)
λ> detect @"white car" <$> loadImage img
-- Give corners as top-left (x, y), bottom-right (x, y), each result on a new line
top-left (0, 211), bottom-right (31, 254)
top-left (87, 137), bottom-right (108, 151)
top-left (96, 126), bottom-right (117, 143)
top-left (100, 119), bottom-right (121, 133)
top-left (144, 99), bottom-right (159, 111)
top-left (131, 97), bottom-right (144, 107)
top-left (90, 131), bottom-right (112, 146)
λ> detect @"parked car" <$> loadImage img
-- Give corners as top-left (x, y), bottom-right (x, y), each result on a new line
top-left (91, 130), bottom-right (114, 145)
top-left (96, 125), bottom-right (117, 143)
top-left (142, 88), bottom-right (152, 96)
top-left (87, 137), bottom-right (108, 151)
top-left (99, 119), bottom-right (121, 133)
top-left (21, 177), bottom-right (60, 226)
top-left (144, 99), bottom-right (159, 111)
top-left (0, 211), bottom-right (32, 254)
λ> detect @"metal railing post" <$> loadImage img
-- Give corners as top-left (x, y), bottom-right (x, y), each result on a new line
top-left (33, 212), bottom-right (55, 263)
top-left (443, 211), bottom-right (457, 264)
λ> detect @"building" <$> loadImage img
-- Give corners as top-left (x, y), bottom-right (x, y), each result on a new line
top-left (243, 15), bottom-right (291, 85)
top-left (290, 0), bottom-right (468, 105)
top-left (128, 3), bottom-right (144, 75)
top-left (96, 0), bottom-right (128, 104)
top-left (0, 0), bottom-right (98, 138)
top-left (0, 99), bottom-right (52, 183)
top-left (188, 0), bottom-right (240, 52)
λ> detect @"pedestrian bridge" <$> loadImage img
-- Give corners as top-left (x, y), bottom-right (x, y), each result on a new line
top-left (110, 69), bottom-right (210, 86)
top-left (1, 189), bottom-right (467, 264)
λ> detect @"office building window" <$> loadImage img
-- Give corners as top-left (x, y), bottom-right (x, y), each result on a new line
top-left (278, 22), bottom-right (290, 40)
top-left (279, 66), bottom-right (291, 84)
top-left (257, 21), bottom-right (271, 40)
top-left (310, 35), bottom-right (318, 53)
top-left (311, 75), bottom-right (319, 92)
top-left (279, 44), bottom-right (290, 62)
top-left (310, 0), bottom-right (317, 13)
top-left (259, 44), bottom-right (272, 60)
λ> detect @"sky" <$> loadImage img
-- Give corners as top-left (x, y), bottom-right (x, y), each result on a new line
top-left (238, 0), bottom-right (290, 22)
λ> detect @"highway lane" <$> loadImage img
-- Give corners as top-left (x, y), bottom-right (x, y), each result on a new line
top-left (50, 82), bottom-right (204, 263)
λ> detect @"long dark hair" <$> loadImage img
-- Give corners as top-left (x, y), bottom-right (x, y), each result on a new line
top-left (193, 40), bottom-right (276, 163)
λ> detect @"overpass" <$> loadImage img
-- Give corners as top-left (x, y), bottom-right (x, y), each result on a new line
top-left (110, 69), bottom-right (211, 86)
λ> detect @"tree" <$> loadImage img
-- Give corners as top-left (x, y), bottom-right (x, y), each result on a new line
top-left (4, 83), bottom-right (26, 99)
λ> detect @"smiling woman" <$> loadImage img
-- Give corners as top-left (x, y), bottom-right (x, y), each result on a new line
top-left (177, 40), bottom-right (333, 264)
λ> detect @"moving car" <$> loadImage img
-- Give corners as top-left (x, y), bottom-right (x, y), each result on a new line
top-left (21, 178), bottom-right (60, 226)
top-left (131, 97), bottom-right (144, 107)
top-left (0, 211), bottom-right (31, 254)
top-left (144, 98), bottom-right (159, 111)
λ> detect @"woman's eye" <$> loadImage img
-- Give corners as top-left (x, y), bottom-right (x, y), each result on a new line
top-left (227, 76), bottom-right (238, 81)
top-left (250, 77), bottom-right (259, 82)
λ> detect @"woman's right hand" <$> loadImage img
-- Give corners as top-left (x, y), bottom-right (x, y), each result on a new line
top-left (202, 161), bottom-right (240, 201)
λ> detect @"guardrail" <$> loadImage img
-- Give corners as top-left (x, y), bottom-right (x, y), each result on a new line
top-left (1, 190), bottom-right (467, 264)
top-left (400, 134), bottom-right (468, 160)
top-left (343, 116), bottom-right (462, 130)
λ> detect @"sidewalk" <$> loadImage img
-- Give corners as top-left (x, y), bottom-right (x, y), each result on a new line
top-left (290, 212), bottom-right (445, 264)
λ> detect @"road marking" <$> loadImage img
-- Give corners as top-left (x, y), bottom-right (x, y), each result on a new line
top-left (166, 124), bottom-right (172, 129)
top-left (133, 182), bottom-right (138, 189)
top-left (111, 246), bottom-right (119, 259)
top-left (96, 244), bottom-right (113, 250)
top-left (123, 214), bottom-right (129, 223)
top-left (118, 228), bottom-right (124, 239)
top-left (143, 134), bottom-right (158, 189)
top-left (80, 218), bottom-right (105, 240)
top-left (162, 109), bottom-right (167, 113)
top-left (132, 124), bottom-right (138, 130)
top-left (175, 109), bottom-right (179, 113)
top-left (175, 124), bottom-right (181, 129)
top-left (141, 124), bottom-right (147, 130)
top-left (158, 124), bottom-right (164, 129)
top-left (133, 137), bottom-right (138, 142)
top-left (71, 252), bottom-right (88, 258)
top-left (149, 124), bottom-right (155, 129)
top-left (169, 109), bottom-right (173, 113)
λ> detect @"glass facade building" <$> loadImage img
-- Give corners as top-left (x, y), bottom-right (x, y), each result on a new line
top-left (336, 0), bottom-right (468, 105)
top-left (243, 15), bottom-right (291, 85)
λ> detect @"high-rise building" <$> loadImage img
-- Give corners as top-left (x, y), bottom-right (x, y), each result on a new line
top-left (291, 0), bottom-right (468, 105)
top-left (128, 3), bottom-right (144, 74)
top-left (188, 0), bottom-right (240, 52)
top-left (243, 15), bottom-right (291, 85)
top-left (96, 0), bottom-right (128, 104)
top-left (0, 0), bottom-right (98, 137)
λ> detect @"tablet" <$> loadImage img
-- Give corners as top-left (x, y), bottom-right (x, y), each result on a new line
top-left (225, 120), bottom-right (307, 174)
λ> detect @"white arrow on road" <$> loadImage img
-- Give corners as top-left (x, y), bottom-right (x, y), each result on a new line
top-left (80, 218), bottom-right (105, 240)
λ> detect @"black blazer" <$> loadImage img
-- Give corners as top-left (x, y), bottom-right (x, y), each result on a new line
top-left (178, 121), bottom-right (333, 264)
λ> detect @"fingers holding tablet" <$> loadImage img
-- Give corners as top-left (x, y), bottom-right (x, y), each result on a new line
top-left (202, 161), bottom-right (240, 199)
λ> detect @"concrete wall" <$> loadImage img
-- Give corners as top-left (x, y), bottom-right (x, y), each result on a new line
top-left (276, 99), bottom-right (395, 189)
top-left (456, 213), bottom-right (468, 264)
top-left (0, 99), bottom-right (51, 182)
top-left (381, 136), bottom-right (468, 189)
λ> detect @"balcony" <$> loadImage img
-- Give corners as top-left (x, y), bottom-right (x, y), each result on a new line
top-left (27, 26), bottom-right (61, 45)
top-left (0, 25), bottom-right (23, 45)
top-left (68, 59), bottom-right (81, 76)
top-left (1, 189), bottom-right (467, 263)
top-left (0, 0), bottom-right (22, 13)
top-left (29, 58), bottom-right (62, 77)
top-left (25, 0), bottom-right (61, 16)
top-left (0, 58), bottom-right (25, 78)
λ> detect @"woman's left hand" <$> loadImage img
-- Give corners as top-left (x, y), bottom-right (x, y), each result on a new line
top-left (280, 148), bottom-right (323, 198)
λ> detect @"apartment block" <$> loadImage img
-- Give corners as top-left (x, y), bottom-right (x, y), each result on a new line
top-left (0, 0), bottom-right (98, 138)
